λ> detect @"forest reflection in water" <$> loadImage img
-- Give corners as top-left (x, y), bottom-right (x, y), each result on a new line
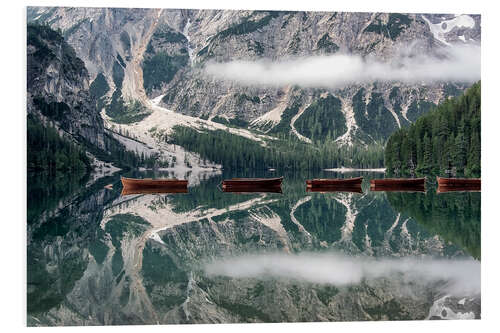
top-left (26, 170), bottom-right (481, 325)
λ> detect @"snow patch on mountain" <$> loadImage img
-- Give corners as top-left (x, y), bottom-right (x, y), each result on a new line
top-left (250, 86), bottom-right (292, 133)
top-left (334, 95), bottom-right (358, 147)
top-left (382, 213), bottom-right (401, 252)
top-left (333, 193), bottom-right (361, 244)
top-left (102, 93), bottom-right (280, 173)
top-left (183, 18), bottom-right (194, 65)
top-left (249, 105), bottom-right (284, 132)
top-left (422, 14), bottom-right (475, 46)
top-left (108, 130), bottom-right (157, 157)
top-left (290, 102), bottom-right (313, 143)
top-left (290, 196), bottom-right (313, 238)
top-left (148, 95), bottom-right (273, 145)
top-left (101, 108), bottom-right (222, 178)
top-left (426, 295), bottom-right (477, 319)
top-left (249, 206), bottom-right (291, 251)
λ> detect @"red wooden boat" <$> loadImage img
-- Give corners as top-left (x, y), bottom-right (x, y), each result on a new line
top-left (121, 177), bottom-right (188, 190)
top-left (436, 176), bottom-right (481, 187)
top-left (370, 177), bottom-right (426, 187)
top-left (306, 177), bottom-right (363, 188)
top-left (222, 177), bottom-right (283, 188)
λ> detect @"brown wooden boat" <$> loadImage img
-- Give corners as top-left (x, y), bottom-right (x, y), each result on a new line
top-left (437, 185), bottom-right (481, 193)
top-left (306, 177), bottom-right (363, 188)
top-left (370, 185), bottom-right (426, 193)
top-left (436, 176), bottom-right (481, 187)
top-left (121, 177), bottom-right (188, 190)
top-left (370, 177), bottom-right (426, 187)
top-left (222, 177), bottom-right (283, 188)
top-left (121, 187), bottom-right (189, 195)
top-left (306, 185), bottom-right (363, 194)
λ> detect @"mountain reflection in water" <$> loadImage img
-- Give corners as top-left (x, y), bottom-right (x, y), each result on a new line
top-left (27, 171), bottom-right (481, 325)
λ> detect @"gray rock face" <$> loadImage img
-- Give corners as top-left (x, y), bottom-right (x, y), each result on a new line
top-left (28, 7), bottom-right (481, 145)
top-left (27, 24), bottom-right (106, 150)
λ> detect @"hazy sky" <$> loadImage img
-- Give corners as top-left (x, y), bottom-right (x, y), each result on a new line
top-left (204, 44), bottom-right (480, 88)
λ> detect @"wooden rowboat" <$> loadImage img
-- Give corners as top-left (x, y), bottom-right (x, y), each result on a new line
top-left (370, 177), bottom-right (426, 187)
top-left (306, 177), bottom-right (363, 187)
top-left (121, 177), bottom-right (188, 190)
top-left (436, 176), bottom-right (481, 187)
top-left (222, 177), bottom-right (283, 188)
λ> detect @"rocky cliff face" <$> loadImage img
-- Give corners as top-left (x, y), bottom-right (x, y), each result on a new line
top-left (27, 24), bottom-right (107, 150)
top-left (28, 7), bottom-right (480, 146)
top-left (27, 23), bottom-right (161, 173)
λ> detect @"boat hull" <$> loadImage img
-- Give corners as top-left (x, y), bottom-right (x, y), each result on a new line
top-left (370, 178), bottom-right (426, 187)
top-left (222, 177), bottom-right (283, 188)
top-left (436, 177), bottom-right (481, 187)
top-left (306, 177), bottom-right (363, 187)
top-left (121, 177), bottom-right (188, 190)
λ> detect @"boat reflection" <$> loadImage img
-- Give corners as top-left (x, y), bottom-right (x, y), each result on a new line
top-left (437, 185), bottom-right (481, 193)
top-left (306, 185), bottom-right (363, 194)
top-left (121, 187), bottom-right (189, 196)
top-left (370, 185), bottom-right (426, 193)
top-left (221, 185), bottom-right (283, 194)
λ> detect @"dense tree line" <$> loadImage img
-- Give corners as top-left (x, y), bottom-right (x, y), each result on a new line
top-left (105, 89), bottom-right (149, 124)
top-left (168, 126), bottom-right (384, 171)
top-left (294, 95), bottom-right (347, 142)
top-left (353, 89), bottom-right (400, 142)
top-left (386, 191), bottom-right (480, 259)
top-left (385, 81), bottom-right (480, 177)
top-left (27, 115), bottom-right (91, 172)
top-left (142, 53), bottom-right (189, 94)
top-left (28, 115), bottom-right (157, 176)
top-left (89, 73), bottom-right (109, 100)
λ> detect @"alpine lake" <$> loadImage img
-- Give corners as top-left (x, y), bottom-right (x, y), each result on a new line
top-left (27, 169), bottom-right (481, 325)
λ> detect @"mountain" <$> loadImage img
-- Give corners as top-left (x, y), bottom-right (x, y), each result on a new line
top-left (27, 8), bottom-right (481, 157)
top-left (27, 23), bottom-right (157, 173)
top-left (27, 23), bottom-right (106, 150)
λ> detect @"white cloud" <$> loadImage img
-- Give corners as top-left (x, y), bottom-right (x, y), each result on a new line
top-left (203, 44), bottom-right (480, 88)
top-left (204, 252), bottom-right (480, 296)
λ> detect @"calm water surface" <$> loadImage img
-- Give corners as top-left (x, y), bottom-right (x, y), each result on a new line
top-left (27, 170), bottom-right (481, 325)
